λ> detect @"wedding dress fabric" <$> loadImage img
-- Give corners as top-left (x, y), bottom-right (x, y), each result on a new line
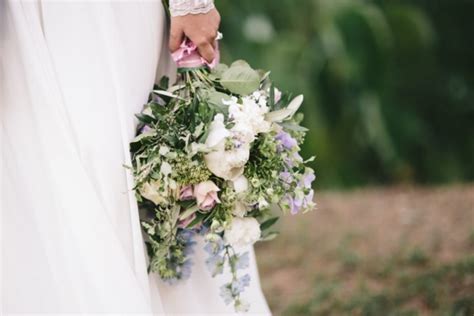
top-left (0, 1), bottom-right (270, 314)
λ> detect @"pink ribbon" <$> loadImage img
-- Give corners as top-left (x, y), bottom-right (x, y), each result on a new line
top-left (171, 38), bottom-right (220, 69)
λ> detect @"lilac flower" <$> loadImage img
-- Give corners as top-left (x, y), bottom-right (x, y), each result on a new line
top-left (300, 170), bottom-right (316, 189)
top-left (279, 171), bottom-right (293, 184)
top-left (304, 189), bottom-right (314, 208)
top-left (276, 130), bottom-right (298, 151)
top-left (140, 125), bottom-right (153, 134)
top-left (284, 195), bottom-right (302, 215)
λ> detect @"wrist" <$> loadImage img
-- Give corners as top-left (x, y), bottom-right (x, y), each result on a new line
top-left (169, 0), bottom-right (215, 17)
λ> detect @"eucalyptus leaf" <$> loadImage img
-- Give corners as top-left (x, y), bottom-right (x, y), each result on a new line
top-left (220, 64), bottom-right (260, 95)
top-left (211, 63), bottom-right (229, 78)
top-left (201, 90), bottom-right (232, 114)
top-left (153, 89), bottom-right (184, 100)
top-left (230, 60), bottom-right (250, 68)
top-left (131, 131), bottom-right (157, 143)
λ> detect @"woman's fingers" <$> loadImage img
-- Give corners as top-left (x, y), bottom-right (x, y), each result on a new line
top-left (168, 8), bottom-right (220, 61)
top-left (169, 25), bottom-right (184, 52)
top-left (197, 42), bottom-right (215, 63)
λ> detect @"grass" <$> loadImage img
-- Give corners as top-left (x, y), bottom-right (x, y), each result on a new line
top-left (255, 185), bottom-right (474, 316)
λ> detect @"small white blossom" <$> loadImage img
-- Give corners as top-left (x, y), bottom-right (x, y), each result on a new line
top-left (160, 161), bottom-right (172, 176)
top-left (204, 114), bottom-right (250, 180)
top-left (232, 175), bottom-right (249, 194)
top-left (158, 146), bottom-right (170, 156)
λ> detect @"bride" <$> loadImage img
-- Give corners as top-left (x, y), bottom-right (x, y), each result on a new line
top-left (1, 0), bottom-right (270, 314)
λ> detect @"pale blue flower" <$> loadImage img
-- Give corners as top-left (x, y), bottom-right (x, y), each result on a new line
top-left (235, 252), bottom-right (250, 270)
top-left (219, 284), bottom-right (234, 305)
top-left (205, 254), bottom-right (225, 276)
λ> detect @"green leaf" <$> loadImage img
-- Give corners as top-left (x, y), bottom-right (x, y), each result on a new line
top-left (135, 113), bottom-right (155, 125)
top-left (220, 63), bottom-right (260, 95)
top-left (179, 205), bottom-right (199, 221)
top-left (201, 90), bottom-right (231, 115)
top-left (211, 63), bottom-right (229, 78)
top-left (265, 94), bottom-right (304, 122)
top-left (230, 60), bottom-right (251, 68)
top-left (260, 217), bottom-right (279, 231)
top-left (131, 130), bottom-right (157, 143)
top-left (260, 231), bottom-right (279, 241)
top-left (280, 121), bottom-right (309, 132)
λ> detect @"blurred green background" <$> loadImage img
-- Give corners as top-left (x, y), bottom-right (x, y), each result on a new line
top-left (215, 1), bottom-right (474, 315)
top-left (217, 0), bottom-right (474, 189)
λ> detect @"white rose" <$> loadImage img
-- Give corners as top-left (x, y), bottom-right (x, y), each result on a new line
top-left (224, 217), bottom-right (261, 250)
top-left (204, 143), bottom-right (250, 180)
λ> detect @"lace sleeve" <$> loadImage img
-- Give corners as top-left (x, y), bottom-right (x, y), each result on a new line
top-left (169, 0), bottom-right (215, 17)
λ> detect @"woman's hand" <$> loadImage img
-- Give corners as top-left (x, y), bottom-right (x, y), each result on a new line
top-left (169, 9), bottom-right (221, 63)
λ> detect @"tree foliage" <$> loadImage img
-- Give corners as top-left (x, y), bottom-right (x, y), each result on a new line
top-left (217, 0), bottom-right (474, 188)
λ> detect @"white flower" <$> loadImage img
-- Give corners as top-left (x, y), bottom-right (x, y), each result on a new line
top-left (160, 161), bottom-right (172, 176)
top-left (258, 197), bottom-right (269, 209)
top-left (205, 143), bottom-right (250, 180)
top-left (204, 114), bottom-right (250, 180)
top-left (158, 146), bottom-right (170, 156)
top-left (205, 114), bottom-right (230, 147)
top-left (232, 175), bottom-right (249, 194)
top-left (224, 217), bottom-right (261, 250)
top-left (225, 95), bottom-right (271, 143)
top-left (139, 179), bottom-right (167, 205)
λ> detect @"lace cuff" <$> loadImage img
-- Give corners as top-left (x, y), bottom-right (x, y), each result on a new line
top-left (169, 0), bottom-right (215, 17)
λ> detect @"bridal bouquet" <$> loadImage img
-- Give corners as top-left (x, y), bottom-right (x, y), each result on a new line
top-left (129, 39), bottom-right (315, 312)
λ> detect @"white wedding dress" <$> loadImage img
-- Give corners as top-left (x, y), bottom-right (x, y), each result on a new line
top-left (0, 1), bottom-right (271, 314)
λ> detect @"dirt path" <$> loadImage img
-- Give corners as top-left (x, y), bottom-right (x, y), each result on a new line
top-left (255, 185), bottom-right (474, 315)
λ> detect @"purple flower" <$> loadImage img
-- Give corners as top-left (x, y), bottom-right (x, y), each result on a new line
top-left (279, 171), bottom-right (293, 184)
top-left (276, 130), bottom-right (298, 151)
top-left (300, 170), bottom-right (316, 189)
top-left (304, 189), bottom-right (314, 207)
top-left (140, 125), bottom-right (153, 133)
top-left (283, 195), bottom-right (301, 215)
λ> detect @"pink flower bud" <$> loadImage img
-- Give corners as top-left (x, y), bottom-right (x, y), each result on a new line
top-left (179, 185), bottom-right (194, 201)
